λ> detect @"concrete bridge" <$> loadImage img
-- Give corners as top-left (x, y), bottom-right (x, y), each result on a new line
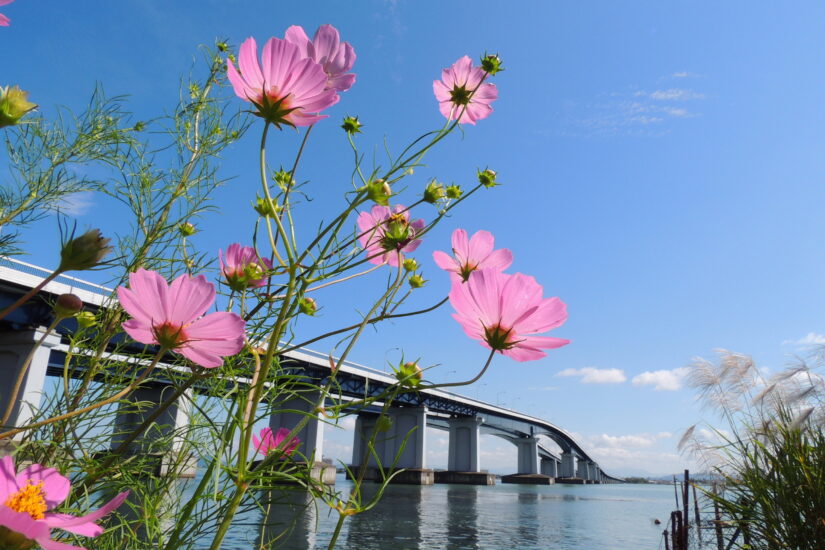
top-left (0, 257), bottom-right (622, 485)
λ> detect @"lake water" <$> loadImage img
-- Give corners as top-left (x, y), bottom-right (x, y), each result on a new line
top-left (214, 475), bottom-right (676, 550)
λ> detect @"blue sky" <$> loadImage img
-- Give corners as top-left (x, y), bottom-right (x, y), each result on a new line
top-left (4, 1), bottom-right (825, 475)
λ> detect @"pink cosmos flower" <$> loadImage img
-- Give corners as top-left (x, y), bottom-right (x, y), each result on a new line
top-left (284, 24), bottom-right (356, 92)
top-left (252, 427), bottom-right (300, 457)
top-left (449, 269), bottom-right (570, 362)
top-left (117, 269), bottom-right (246, 368)
top-left (0, 0), bottom-right (13, 27)
top-left (0, 456), bottom-right (129, 550)
top-left (433, 229), bottom-right (513, 282)
top-left (433, 56), bottom-right (498, 125)
top-left (219, 244), bottom-right (273, 292)
top-left (357, 205), bottom-right (425, 267)
top-left (227, 36), bottom-right (339, 127)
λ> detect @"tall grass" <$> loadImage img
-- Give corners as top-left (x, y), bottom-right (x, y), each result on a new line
top-left (681, 351), bottom-right (825, 550)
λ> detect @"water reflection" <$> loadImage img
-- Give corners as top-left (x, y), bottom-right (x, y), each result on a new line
top-left (345, 483), bottom-right (424, 548)
top-left (257, 487), bottom-right (318, 550)
top-left (446, 486), bottom-right (479, 549)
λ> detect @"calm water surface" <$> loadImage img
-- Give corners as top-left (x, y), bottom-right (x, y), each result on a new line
top-left (212, 475), bottom-right (674, 550)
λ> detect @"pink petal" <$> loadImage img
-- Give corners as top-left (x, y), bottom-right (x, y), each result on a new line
top-left (237, 37), bottom-right (263, 90)
top-left (125, 269), bottom-right (170, 323)
top-left (166, 274), bottom-right (215, 325)
top-left (44, 491), bottom-right (128, 534)
top-left (226, 59), bottom-right (256, 103)
top-left (0, 506), bottom-right (51, 541)
top-left (184, 312), bottom-right (245, 354)
top-left (432, 250), bottom-right (457, 272)
top-left (0, 14), bottom-right (9, 26)
top-left (284, 25), bottom-right (311, 57)
top-left (16, 464), bottom-right (70, 508)
top-left (36, 539), bottom-right (86, 550)
top-left (466, 230), bottom-right (494, 261)
top-left (312, 24), bottom-right (341, 63)
top-left (0, 456), bottom-right (18, 500)
top-left (121, 319), bottom-right (157, 345)
top-left (513, 297), bottom-right (568, 334)
top-left (0, 1), bottom-right (15, 7)
top-left (481, 248), bottom-right (513, 272)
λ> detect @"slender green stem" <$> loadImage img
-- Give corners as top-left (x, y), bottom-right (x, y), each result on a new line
top-left (423, 348), bottom-right (496, 390)
top-left (0, 271), bottom-right (60, 321)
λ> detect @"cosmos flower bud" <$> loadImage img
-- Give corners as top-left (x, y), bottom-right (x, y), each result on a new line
top-left (365, 179), bottom-right (392, 206)
top-left (274, 170), bottom-right (295, 191)
top-left (408, 274), bottom-right (426, 289)
top-left (179, 222), bottom-right (196, 237)
top-left (53, 294), bottom-right (82, 318)
top-left (253, 196), bottom-right (280, 217)
top-left (395, 361), bottom-right (423, 387)
top-left (58, 229), bottom-right (112, 273)
top-left (445, 184), bottom-right (463, 199)
top-left (341, 115), bottom-right (363, 134)
top-left (0, 86), bottom-right (37, 129)
top-left (480, 53), bottom-right (504, 75)
top-left (298, 297), bottom-right (317, 316)
top-left (402, 258), bottom-right (419, 272)
top-left (376, 415), bottom-right (393, 433)
top-left (423, 180), bottom-right (446, 204)
top-left (477, 168), bottom-right (498, 188)
top-left (76, 311), bottom-right (97, 329)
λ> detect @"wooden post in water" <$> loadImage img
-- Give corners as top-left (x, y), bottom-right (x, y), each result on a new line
top-left (693, 482), bottom-right (702, 543)
top-left (682, 470), bottom-right (690, 550)
top-left (671, 511), bottom-right (679, 550)
top-left (664, 530), bottom-right (671, 550)
top-left (713, 482), bottom-right (724, 550)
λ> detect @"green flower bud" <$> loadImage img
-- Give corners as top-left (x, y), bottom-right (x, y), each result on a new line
top-left (133, 121), bottom-right (146, 132)
top-left (445, 185), bottom-right (463, 199)
top-left (53, 294), bottom-right (82, 318)
top-left (58, 229), bottom-right (112, 273)
top-left (341, 115), bottom-right (363, 134)
top-left (395, 361), bottom-right (423, 387)
top-left (253, 196), bottom-right (280, 217)
top-left (376, 415), bottom-right (393, 433)
top-left (365, 179), bottom-right (392, 206)
top-left (274, 170), bottom-right (294, 191)
top-left (408, 274), bottom-right (426, 289)
top-left (423, 180), bottom-right (446, 204)
top-left (477, 168), bottom-right (498, 188)
top-left (402, 258), bottom-right (419, 272)
top-left (298, 297), bottom-right (317, 315)
top-left (480, 53), bottom-right (504, 75)
top-left (0, 86), bottom-right (37, 129)
top-left (216, 41), bottom-right (229, 53)
top-left (76, 311), bottom-right (97, 329)
top-left (179, 222), bottom-right (196, 237)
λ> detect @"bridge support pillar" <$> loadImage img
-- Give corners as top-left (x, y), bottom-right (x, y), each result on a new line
top-left (559, 451), bottom-right (577, 479)
top-left (503, 436), bottom-right (553, 484)
top-left (0, 327), bottom-right (60, 442)
top-left (434, 416), bottom-right (494, 485)
top-left (349, 407), bottom-right (432, 485)
top-left (268, 390), bottom-right (334, 485)
top-left (110, 385), bottom-right (197, 477)
top-left (540, 457), bottom-right (558, 478)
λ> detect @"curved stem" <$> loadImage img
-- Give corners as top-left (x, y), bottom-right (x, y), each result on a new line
top-left (0, 271), bottom-right (60, 321)
top-left (423, 348), bottom-right (496, 390)
top-left (258, 123), bottom-right (287, 268)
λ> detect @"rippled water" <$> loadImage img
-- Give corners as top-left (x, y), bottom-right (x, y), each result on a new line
top-left (210, 475), bottom-right (674, 550)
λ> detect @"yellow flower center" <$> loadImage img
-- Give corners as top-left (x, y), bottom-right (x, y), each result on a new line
top-left (4, 481), bottom-right (47, 520)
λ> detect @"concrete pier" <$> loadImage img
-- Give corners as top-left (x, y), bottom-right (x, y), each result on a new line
top-left (110, 385), bottom-right (197, 478)
top-left (0, 327), bottom-right (60, 434)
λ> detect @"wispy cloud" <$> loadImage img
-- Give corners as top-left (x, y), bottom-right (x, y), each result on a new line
top-left (557, 77), bottom-right (706, 137)
top-left (782, 332), bottom-right (825, 347)
top-left (57, 192), bottom-right (94, 217)
top-left (557, 367), bottom-right (627, 384)
top-left (632, 367), bottom-right (690, 391)
top-left (672, 71), bottom-right (701, 79)
top-left (647, 88), bottom-right (705, 101)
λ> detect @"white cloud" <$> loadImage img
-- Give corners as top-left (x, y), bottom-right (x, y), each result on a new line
top-left (632, 367), bottom-right (690, 391)
top-left (649, 88), bottom-right (705, 101)
top-left (557, 367), bottom-right (627, 384)
top-left (782, 332), bottom-right (825, 347)
top-left (58, 192), bottom-right (94, 216)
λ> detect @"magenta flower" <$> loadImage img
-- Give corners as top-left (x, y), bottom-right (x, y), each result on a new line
top-left (433, 56), bottom-right (498, 125)
top-left (117, 269), bottom-right (245, 368)
top-left (227, 36), bottom-right (339, 127)
top-left (0, 456), bottom-right (129, 550)
top-left (252, 427), bottom-right (300, 457)
top-left (219, 244), bottom-right (272, 292)
top-left (284, 24), bottom-right (356, 92)
top-left (0, 0), bottom-right (13, 27)
top-left (449, 269), bottom-right (570, 362)
top-left (433, 229), bottom-right (513, 282)
top-left (357, 205), bottom-right (425, 267)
